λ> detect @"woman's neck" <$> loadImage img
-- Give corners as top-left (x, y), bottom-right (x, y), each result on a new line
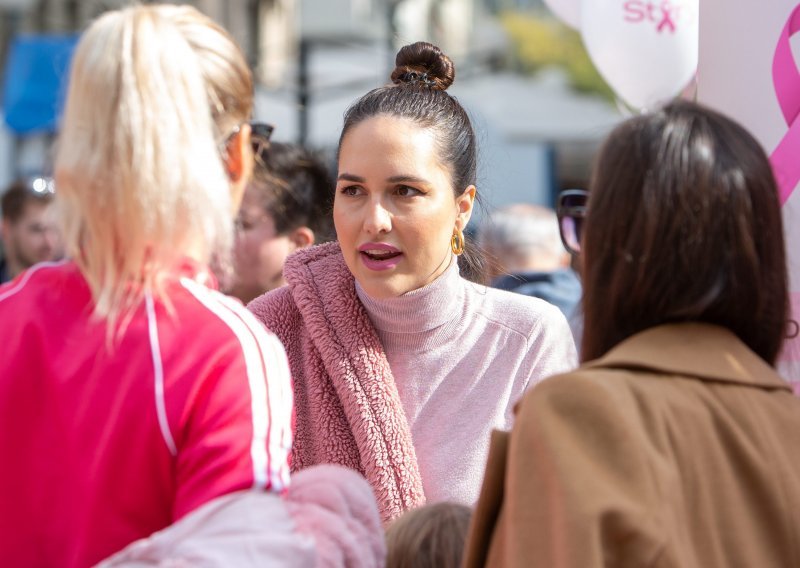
top-left (355, 258), bottom-right (463, 335)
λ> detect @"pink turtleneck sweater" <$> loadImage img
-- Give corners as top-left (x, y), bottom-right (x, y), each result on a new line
top-left (356, 260), bottom-right (578, 505)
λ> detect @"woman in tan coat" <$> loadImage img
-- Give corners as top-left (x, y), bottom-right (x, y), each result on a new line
top-left (465, 101), bottom-right (800, 567)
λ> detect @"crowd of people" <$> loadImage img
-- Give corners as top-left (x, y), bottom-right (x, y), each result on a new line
top-left (0, 3), bottom-right (799, 567)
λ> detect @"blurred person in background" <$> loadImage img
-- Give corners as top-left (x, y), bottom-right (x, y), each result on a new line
top-left (229, 142), bottom-right (334, 304)
top-left (464, 101), bottom-right (800, 567)
top-left (249, 41), bottom-right (577, 525)
top-left (478, 203), bottom-right (581, 321)
top-left (0, 176), bottom-right (63, 283)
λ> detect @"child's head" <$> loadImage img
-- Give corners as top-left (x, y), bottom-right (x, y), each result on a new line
top-left (385, 502), bottom-right (472, 568)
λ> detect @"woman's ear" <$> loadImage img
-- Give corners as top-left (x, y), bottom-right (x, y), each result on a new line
top-left (456, 185), bottom-right (476, 230)
top-left (226, 123), bottom-right (254, 213)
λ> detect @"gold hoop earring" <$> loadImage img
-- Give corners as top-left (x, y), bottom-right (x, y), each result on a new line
top-left (451, 229), bottom-right (465, 256)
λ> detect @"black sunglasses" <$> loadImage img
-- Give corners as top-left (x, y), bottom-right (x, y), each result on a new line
top-left (249, 122), bottom-right (274, 157)
top-left (223, 121), bottom-right (274, 157)
top-left (557, 189), bottom-right (587, 256)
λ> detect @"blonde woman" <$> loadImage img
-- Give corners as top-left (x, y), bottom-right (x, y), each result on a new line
top-left (0, 6), bottom-right (294, 566)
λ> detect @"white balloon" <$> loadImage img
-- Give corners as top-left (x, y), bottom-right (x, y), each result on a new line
top-left (543, 0), bottom-right (581, 29)
top-left (581, 0), bottom-right (699, 111)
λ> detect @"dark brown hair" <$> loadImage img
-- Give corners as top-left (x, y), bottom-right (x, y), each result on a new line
top-left (581, 100), bottom-right (789, 365)
top-left (249, 142), bottom-right (334, 241)
top-left (339, 41), bottom-right (485, 280)
top-left (1, 178), bottom-right (55, 223)
top-left (385, 502), bottom-right (471, 568)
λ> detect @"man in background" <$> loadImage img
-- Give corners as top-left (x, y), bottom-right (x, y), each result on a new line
top-left (0, 177), bottom-right (63, 283)
top-left (229, 143), bottom-right (333, 304)
top-left (479, 203), bottom-right (581, 321)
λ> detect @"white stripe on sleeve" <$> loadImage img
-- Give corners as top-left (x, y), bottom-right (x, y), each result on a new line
top-left (145, 291), bottom-right (178, 456)
top-left (214, 292), bottom-right (294, 490)
top-left (0, 260), bottom-right (68, 303)
top-left (180, 279), bottom-right (292, 491)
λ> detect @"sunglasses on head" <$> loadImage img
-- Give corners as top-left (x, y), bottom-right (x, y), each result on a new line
top-left (557, 189), bottom-right (587, 256)
top-left (223, 121), bottom-right (274, 158)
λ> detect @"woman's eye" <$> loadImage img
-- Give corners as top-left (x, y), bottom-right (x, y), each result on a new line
top-left (235, 219), bottom-right (254, 232)
top-left (339, 185), bottom-right (362, 196)
top-left (395, 185), bottom-right (422, 197)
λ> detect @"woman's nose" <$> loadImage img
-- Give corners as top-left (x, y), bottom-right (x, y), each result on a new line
top-left (363, 199), bottom-right (392, 235)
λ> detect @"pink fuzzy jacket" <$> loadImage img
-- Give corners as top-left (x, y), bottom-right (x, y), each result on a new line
top-left (248, 242), bottom-right (425, 524)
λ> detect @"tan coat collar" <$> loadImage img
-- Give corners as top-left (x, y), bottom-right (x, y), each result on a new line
top-left (584, 323), bottom-right (791, 392)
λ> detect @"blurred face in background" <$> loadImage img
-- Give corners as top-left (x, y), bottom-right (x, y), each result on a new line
top-left (334, 115), bottom-right (474, 299)
top-left (230, 187), bottom-right (311, 303)
top-left (2, 200), bottom-right (62, 277)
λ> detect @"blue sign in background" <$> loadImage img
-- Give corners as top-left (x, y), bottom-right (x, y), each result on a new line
top-left (2, 34), bottom-right (78, 135)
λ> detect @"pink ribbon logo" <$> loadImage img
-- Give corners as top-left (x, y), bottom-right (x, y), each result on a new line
top-left (623, 1), bottom-right (681, 34)
top-left (771, 4), bottom-right (800, 206)
top-left (657, 6), bottom-right (678, 33)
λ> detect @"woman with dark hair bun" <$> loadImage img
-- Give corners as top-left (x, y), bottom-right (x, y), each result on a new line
top-left (249, 41), bottom-right (577, 523)
top-left (464, 100), bottom-right (800, 567)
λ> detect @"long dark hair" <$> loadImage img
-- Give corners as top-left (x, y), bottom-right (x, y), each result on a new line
top-left (338, 41), bottom-right (485, 281)
top-left (581, 100), bottom-right (789, 365)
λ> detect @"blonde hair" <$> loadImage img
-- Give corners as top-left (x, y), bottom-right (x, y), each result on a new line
top-left (385, 502), bottom-right (472, 568)
top-left (55, 4), bottom-right (253, 332)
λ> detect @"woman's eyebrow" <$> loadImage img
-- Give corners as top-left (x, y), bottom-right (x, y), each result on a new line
top-left (337, 173), bottom-right (365, 182)
top-left (387, 175), bottom-right (429, 184)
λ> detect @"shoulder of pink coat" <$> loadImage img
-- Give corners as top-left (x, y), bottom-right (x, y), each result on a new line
top-left (247, 283), bottom-right (294, 322)
top-left (283, 241), bottom-right (344, 283)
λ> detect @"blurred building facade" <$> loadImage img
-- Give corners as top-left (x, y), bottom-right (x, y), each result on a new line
top-left (0, 0), bottom-right (484, 184)
top-left (0, 0), bottom-right (618, 208)
top-left (0, 0), bottom-right (480, 88)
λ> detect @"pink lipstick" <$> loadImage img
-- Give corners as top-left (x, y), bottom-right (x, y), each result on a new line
top-left (358, 242), bottom-right (403, 271)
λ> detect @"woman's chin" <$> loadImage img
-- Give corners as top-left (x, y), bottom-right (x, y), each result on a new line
top-left (356, 273), bottom-right (413, 299)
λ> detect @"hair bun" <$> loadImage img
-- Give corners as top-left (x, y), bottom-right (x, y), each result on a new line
top-left (390, 42), bottom-right (455, 91)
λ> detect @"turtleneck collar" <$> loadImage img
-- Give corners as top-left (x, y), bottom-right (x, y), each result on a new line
top-left (355, 256), bottom-right (464, 335)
